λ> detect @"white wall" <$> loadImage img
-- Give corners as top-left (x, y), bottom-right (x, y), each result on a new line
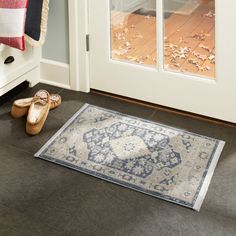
top-left (42, 0), bottom-right (69, 64)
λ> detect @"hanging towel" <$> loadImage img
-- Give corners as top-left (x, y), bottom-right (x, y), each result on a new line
top-left (25, 0), bottom-right (50, 47)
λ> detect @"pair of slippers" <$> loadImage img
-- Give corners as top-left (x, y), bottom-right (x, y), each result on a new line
top-left (11, 90), bottom-right (61, 135)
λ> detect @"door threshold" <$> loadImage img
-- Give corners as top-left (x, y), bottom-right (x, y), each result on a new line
top-left (91, 89), bottom-right (236, 128)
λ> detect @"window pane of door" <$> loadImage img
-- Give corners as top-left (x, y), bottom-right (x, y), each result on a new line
top-left (110, 0), bottom-right (157, 67)
top-left (164, 0), bottom-right (215, 78)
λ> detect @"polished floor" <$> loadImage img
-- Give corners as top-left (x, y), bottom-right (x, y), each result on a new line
top-left (0, 83), bottom-right (235, 236)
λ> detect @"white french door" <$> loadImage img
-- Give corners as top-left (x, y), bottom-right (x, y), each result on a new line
top-left (88, 0), bottom-right (236, 123)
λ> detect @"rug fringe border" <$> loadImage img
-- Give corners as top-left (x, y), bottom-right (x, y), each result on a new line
top-left (37, 154), bottom-right (195, 210)
top-left (193, 140), bottom-right (225, 211)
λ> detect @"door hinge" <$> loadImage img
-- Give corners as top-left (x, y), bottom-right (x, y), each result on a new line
top-left (86, 34), bottom-right (90, 52)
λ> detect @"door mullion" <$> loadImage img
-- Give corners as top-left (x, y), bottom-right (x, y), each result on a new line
top-left (157, 0), bottom-right (164, 72)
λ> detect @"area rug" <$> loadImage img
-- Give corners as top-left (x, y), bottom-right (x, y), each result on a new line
top-left (35, 104), bottom-right (225, 211)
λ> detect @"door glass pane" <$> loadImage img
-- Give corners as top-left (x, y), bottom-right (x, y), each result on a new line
top-left (110, 0), bottom-right (157, 67)
top-left (164, 0), bottom-right (215, 79)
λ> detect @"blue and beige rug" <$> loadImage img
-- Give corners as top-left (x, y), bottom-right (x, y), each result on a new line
top-left (35, 104), bottom-right (225, 211)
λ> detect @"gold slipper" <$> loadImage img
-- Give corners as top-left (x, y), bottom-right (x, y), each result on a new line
top-left (11, 93), bottom-right (61, 118)
top-left (26, 90), bottom-right (51, 135)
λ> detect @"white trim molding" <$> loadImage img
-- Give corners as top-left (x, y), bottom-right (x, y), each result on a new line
top-left (40, 59), bottom-right (71, 90)
top-left (68, 0), bottom-right (90, 92)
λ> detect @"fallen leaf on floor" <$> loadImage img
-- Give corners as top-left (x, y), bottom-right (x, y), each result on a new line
top-left (165, 43), bottom-right (178, 50)
top-left (209, 54), bottom-right (215, 64)
top-left (134, 34), bottom-right (143, 38)
top-left (190, 32), bottom-right (209, 41)
top-left (178, 47), bottom-right (191, 59)
top-left (124, 28), bottom-right (129, 34)
top-left (112, 49), bottom-right (128, 56)
top-left (204, 10), bottom-right (215, 18)
top-left (188, 58), bottom-right (200, 68)
top-left (115, 32), bottom-right (125, 40)
top-left (192, 51), bottom-right (208, 61)
top-left (173, 63), bottom-right (180, 68)
top-left (199, 44), bottom-right (211, 52)
top-left (199, 66), bottom-right (211, 71)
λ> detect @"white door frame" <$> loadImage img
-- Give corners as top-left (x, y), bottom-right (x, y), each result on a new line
top-left (68, 0), bottom-right (90, 92)
top-left (69, 0), bottom-right (236, 123)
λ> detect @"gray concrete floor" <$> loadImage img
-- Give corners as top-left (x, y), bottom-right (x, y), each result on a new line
top-left (0, 83), bottom-right (235, 236)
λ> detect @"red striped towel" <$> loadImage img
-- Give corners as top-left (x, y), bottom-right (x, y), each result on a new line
top-left (0, 0), bottom-right (28, 50)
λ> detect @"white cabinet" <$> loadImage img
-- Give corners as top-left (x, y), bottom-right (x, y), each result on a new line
top-left (0, 44), bottom-right (40, 96)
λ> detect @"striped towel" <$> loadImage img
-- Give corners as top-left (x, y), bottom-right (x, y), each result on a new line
top-left (0, 0), bottom-right (28, 50)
